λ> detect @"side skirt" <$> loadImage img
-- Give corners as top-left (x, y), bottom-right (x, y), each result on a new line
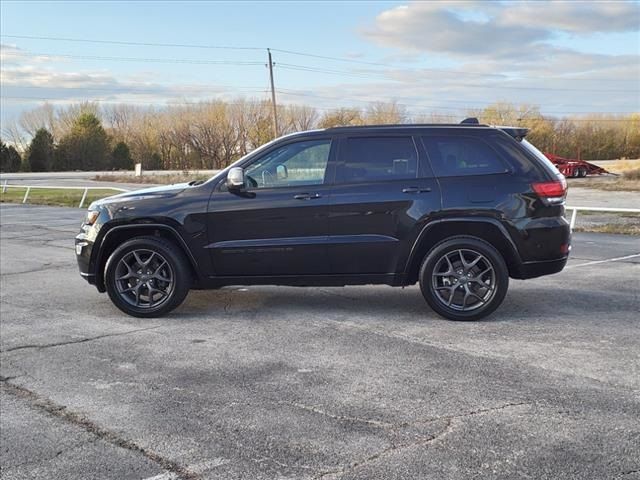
top-left (201, 273), bottom-right (411, 289)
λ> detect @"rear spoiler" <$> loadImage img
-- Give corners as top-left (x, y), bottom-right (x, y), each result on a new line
top-left (459, 118), bottom-right (528, 141)
top-left (498, 127), bottom-right (529, 141)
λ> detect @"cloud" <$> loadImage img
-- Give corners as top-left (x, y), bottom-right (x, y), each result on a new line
top-left (356, 0), bottom-right (639, 112)
top-left (362, 1), bottom-right (640, 60)
top-left (363, 2), bottom-right (549, 58)
top-left (500, 1), bottom-right (640, 33)
top-left (0, 43), bottom-right (66, 65)
top-left (0, 43), bottom-right (250, 107)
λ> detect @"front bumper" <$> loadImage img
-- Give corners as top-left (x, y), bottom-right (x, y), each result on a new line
top-left (76, 231), bottom-right (98, 286)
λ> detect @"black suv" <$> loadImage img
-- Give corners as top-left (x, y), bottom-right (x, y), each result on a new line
top-left (76, 120), bottom-right (570, 321)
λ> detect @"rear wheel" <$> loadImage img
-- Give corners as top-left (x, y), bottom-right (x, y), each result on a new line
top-left (578, 167), bottom-right (588, 178)
top-left (104, 236), bottom-right (192, 317)
top-left (419, 236), bottom-right (508, 321)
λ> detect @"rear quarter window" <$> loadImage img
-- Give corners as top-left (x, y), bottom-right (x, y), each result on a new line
top-left (421, 136), bottom-right (509, 177)
top-left (489, 133), bottom-right (559, 180)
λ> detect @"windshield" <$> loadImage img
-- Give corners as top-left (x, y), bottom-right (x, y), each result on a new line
top-left (521, 139), bottom-right (562, 176)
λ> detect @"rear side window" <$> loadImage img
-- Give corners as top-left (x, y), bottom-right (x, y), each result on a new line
top-left (338, 136), bottom-right (417, 183)
top-left (422, 136), bottom-right (509, 177)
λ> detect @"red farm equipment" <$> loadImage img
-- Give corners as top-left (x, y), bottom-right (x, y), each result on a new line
top-left (544, 153), bottom-right (613, 178)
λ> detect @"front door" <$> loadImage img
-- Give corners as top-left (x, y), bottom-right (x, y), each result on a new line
top-left (206, 137), bottom-right (335, 277)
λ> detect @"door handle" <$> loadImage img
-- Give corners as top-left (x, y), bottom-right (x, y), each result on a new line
top-left (402, 187), bottom-right (432, 193)
top-left (294, 193), bottom-right (322, 200)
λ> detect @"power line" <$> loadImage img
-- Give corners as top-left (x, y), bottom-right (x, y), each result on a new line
top-left (0, 96), bottom-right (272, 106)
top-left (2, 50), bottom-right (263, 66)
top-left (270, 48), bottom-right (389, 67)
top-left (275, 88), bottom-right (624, 110)
top-left (275, 89), bottom-right (635, 115)
top-left (276, 64), bottom-right (639, 93)
top-left (6, 84), bottom-right (268, 94)
top-left (2, 95), bottom-right (635, 121)
top-left (3, 33), bottom-right (635, 83)
top-left (3, 84), bottom-right (630, 115)
top-left (0, 34), bottom-right (263, 51)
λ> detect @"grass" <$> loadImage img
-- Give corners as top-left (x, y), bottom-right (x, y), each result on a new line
top-left (0, 187), bottom-right (122, 208)
top-left (575, 177), bottom-right (640, 192)
top-left (574, 224), bottom-right (640, 235)
top-left (594, 159), bottom-right (640, 175)
top-left (622, 168), bottom-right (640, 180)
top-left (93, 173), bottom-right (210, 185)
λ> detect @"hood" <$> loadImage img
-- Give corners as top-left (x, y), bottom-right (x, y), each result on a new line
top-left (91, 182), bottom-right (191, 207)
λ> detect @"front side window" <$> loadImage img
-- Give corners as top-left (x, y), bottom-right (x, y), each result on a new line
top-left (244, 139), bottom-right (331, 189)
top-left (422, 136), bottom-right (508, 177)
top-left (339, 136), bottom-right (417, 183)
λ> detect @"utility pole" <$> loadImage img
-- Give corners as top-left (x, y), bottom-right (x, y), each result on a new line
top-left (267, 48), bottom-right (279, 138)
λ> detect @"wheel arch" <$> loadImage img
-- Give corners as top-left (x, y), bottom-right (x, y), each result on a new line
top-left (92, 223), bottom-right (200, 292)
top-left (403, 218), bottom-right (522, 284)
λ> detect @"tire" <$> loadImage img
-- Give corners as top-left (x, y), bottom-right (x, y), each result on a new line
top-left (104, 236), bottom-right (192, 318)
top-left (578, 167), bottom-right (588, 178)
top-left (419, 236), bottom-right (509, 321)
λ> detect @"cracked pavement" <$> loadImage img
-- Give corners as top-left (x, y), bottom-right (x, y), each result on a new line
top-left (1, 203), bottom-right (639, 479)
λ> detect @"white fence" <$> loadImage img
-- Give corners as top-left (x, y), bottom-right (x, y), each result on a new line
top-left (565, 206), bottom-right (640, 230)
top-left (1, 182), bottom-right (128, 208)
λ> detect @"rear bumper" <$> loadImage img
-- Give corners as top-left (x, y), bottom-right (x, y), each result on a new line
top-left (517, 256), bottom-right (568, 279)
top-left (510, 215), bottom-right (571, 279)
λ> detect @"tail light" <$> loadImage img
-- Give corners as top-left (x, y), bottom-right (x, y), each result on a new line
top-left (532, 176), bottom-right (567, 205)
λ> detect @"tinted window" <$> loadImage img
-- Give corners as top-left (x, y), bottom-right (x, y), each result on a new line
top-left (339, 136), bottom-right (417, 183)
top-left (422, 136), bottom-right (508, 177)
top-left (244, 139), bottom-right (330, 189)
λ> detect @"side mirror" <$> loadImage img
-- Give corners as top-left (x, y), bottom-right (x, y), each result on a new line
top-left (226, 167), bottom-right (245, 190)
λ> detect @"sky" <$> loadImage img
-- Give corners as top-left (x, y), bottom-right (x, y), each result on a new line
top-left (1, 0), bottom-right (639, 127)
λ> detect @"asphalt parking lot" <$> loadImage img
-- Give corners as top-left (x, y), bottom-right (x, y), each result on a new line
top-left (1, 203), bottom-right (638, 480)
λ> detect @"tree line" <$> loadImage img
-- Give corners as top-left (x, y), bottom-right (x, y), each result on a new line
top-left (1, 99), bottom-right (638, 173)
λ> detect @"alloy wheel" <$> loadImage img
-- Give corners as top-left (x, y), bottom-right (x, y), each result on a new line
top-left (114, 249), bottom-right (174, 309)
top-left (431, 249), bottom-right (497, 311)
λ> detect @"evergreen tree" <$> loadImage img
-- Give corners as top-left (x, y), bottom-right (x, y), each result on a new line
top-left (111, 141), bottom-right (134, 170)
top-left (25, 128), bottom-right (54, 172)
top-left (0, 141), bottom-right (22, 172)
top-left (55, 113), bottom-right (110, 170)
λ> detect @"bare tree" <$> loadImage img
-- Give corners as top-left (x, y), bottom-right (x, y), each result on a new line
top-left (318, 107), bottom-right (364, 128)
top-left (364, 101), bottom-right (407, 124)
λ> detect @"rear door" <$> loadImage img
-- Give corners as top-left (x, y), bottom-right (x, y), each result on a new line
top-left (327, 134), bottom-right (440, 275)
top-left (206, 137), bottom-right (335, 276)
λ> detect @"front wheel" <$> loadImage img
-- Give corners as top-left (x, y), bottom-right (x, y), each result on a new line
top-left (104, 236), bottom-right (192, 318)
top-left (419, 236), bottom-right (509, 321)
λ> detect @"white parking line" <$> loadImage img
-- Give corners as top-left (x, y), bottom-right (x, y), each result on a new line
top-left (566, 253), bottom-right (640, 269)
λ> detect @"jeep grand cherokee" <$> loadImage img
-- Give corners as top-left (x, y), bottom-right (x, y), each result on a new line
top-left (76, 119), bottom-right (570, 320)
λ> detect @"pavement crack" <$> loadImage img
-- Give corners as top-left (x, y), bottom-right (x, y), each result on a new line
top-left (1, 326), bottom-right (162, 353)
top-left (281, 401), bottom-right (396, 429)
top-left (314, 419), bottom-right (453, 479)
top-left (0, 379), bottom-right (199, 480)
top-left (0, 263), bottom-right (71, 277)
top-left (312, 401), bottom-right (530, 479)
top-left (417, 401), bottom-right (531, 426)
top-left (620, 469), bottom-right (640, 477)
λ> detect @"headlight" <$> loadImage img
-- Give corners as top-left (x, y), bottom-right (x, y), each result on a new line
top-left (85, 210), bottom-right (100, 226)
